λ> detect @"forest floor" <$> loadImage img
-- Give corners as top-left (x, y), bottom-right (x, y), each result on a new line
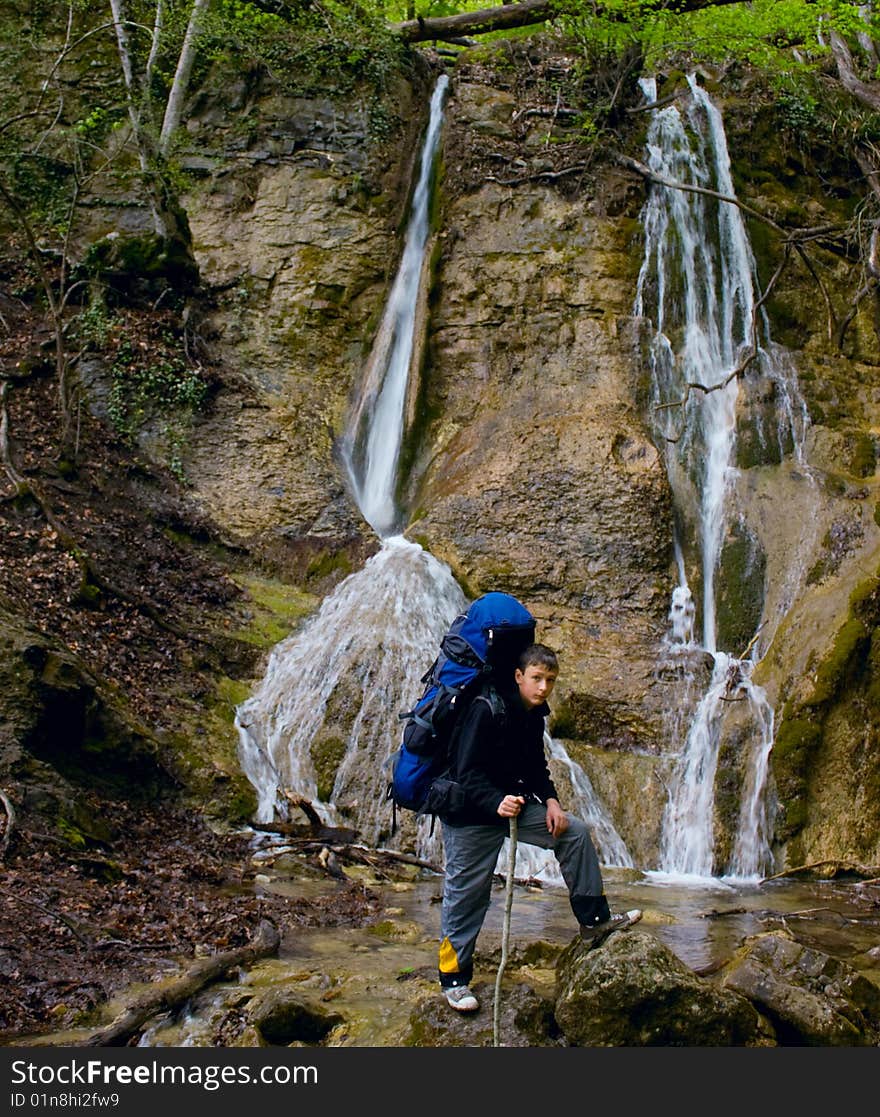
top-left (0, 801), bottom-right (381, 1043)
top-left (0, 252), bottom-right (383, 1044)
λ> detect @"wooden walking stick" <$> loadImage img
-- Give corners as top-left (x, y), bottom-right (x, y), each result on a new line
top-left (493, 815), bottom-right (517, 1047)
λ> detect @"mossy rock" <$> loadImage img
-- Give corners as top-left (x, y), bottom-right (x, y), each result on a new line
top-left (82, 232), bottom-right (199, 300)
top-left (310, 735), bottom-right (347, 802)
top-left (804, 617), bottom-right (870, 708)
top-left (229, 574), bottom-right (318, 649)
top-left (715, 522), bottom-right (766, 655)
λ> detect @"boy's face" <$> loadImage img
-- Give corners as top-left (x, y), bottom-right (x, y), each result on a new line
top-left (515, 663), bottom-right (558, 710)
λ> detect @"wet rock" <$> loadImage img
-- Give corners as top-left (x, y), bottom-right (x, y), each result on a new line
top-left (405, 981), bottom-right (561, 1048)
top-left (554, 929), bottom-right (766, 1046)
top-left (367, 917), bottom-right (426, 944)
top-left (718, 930), bottom-right (880, 1046)
top-left (246, 987), bottom-right (345, 1046)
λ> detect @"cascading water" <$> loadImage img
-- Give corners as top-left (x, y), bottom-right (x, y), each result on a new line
top-left (236, 75), bottom-right (460, 858)
top-left (635, 74), bottom-right (810, 881)
top-left (342, 76), bottom-right (448, 538)
top-left (235, 72), bottom-right (631, 872)
top-left (236, 535), bottom-right (467, 848)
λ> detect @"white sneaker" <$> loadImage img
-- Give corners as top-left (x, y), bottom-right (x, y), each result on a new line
top-left (444, 984), bottom-right (479, 1012)
top-left (580, 908), bottom-right (643, 947)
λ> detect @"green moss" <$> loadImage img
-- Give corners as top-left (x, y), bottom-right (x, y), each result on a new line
top-left (55, 817), bottom-right (88, 850)
top-left (305, 550), bottom-right (352, 584)
top-left (778, 796), bottom-right (809, 837)
top-left (773, 716), bottom-right (822, 763)
top-left (310, 735), bottom-right (347, 802)
top-left (867, 631), bottom-right (880, 708)
top-left (770, 717), bottom-right (822, 841)
top-left (715, 523), bottom-right (766, 655)
top-left (213, 676), bottom-right (253, 722)
top-left (849, 573), bottom-right (880, 614)
top-left (847, 432), bottom-right (877, 478)
top-left (771, 573), bottom-right (880, 846)
top-left (805, 617), bottom-right (869, 707)
top-left (367, 920), bottom-right (401, 940)
top-left (229, 574), bottom-right (317, 649)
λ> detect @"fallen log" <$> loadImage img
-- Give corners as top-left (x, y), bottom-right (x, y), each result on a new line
top-left (392, 0), bottom-right (554, 44)
top-left (252, 820), bottom-right (360, 843)
top-left (75, 919), bottom-right (281, 1047)
top-left (762, 859), bottom-right (880, 883)
top-left (391, 0), bottom-right (747, 44)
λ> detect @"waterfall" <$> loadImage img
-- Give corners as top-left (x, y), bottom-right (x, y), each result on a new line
top-left (342, 75), bottom-right (449, 538)
top-left (236, 72), bottom-right (631, 869)
top-left (636, 75), bottom-right (809, 880)
top-left (236, 75), bottom-right (457, 852)
top-left (236, 535), bottom-right (467, 845)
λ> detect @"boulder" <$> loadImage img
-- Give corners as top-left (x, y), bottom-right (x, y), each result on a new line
top-left (718, 930), bottom-right (880, 1046)
top-left (246, 987), bottom-right (345, 1045)
top-left (405, 980), bottom-right (561, 1048)
top-left (554, 929), bottom-right (767, 1046)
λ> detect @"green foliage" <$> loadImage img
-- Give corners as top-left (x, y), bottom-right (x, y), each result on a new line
top-left (74, 299), bottom-right (118, 349)
top-left (553, 0), bottom-right (878, 75)
top-left (73, 106), bottom-right (123, 145)
top-left (774, 85), bottom-right (820, 140)
top-left (3, 152), bottom-right (73, 237)
top-left (106, 330), bottom-right (208, 481)
top-left (200, 0), bottom-right (408, 97)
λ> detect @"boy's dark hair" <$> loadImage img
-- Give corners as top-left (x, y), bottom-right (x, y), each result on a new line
top-left (518, 643), bottom-right (558, 673)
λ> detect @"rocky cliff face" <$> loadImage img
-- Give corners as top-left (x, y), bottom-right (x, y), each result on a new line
top-left (179, 60), bottom-right (435, 572)
top-left (146, 46), bottom-right (880, 871)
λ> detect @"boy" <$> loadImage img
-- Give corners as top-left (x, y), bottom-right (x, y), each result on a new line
top-left (436, 643), bottom-right (641, 1012)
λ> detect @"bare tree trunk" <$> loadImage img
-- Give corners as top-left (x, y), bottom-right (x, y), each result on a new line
top-left (857, 4), bottom-right (880, 68)
top-left (107, 0), bottom-right (198, 281)
top-left (108, 0), bottom-right (170, 238)
top-left (391, 0), bottom-right (744, 44)
top-left (144, 0), bottom-right (166, 88)
top-left (829, 28), bottom-right (880, 112)
top-left (160, 0), bottom-right (210, 154)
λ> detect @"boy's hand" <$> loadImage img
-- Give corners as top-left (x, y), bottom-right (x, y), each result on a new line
top-left (498, 795), bottom-right (525, 818)
top-left (545, 798), bottom-right (569, 837)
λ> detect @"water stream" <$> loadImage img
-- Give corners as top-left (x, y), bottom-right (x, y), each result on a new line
top-left (126, 864), bottom-right (879, 1048)
top-left (341, 75), bottom-right (449, 538)
top-left (636, 75), bottom-right (813, 881)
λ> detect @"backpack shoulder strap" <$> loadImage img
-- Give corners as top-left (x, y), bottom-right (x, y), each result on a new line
top-left (474, 683), bottom-right (506, 725)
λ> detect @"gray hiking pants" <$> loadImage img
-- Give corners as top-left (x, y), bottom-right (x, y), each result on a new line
top-left (438, 802), bottom-right (609, 988)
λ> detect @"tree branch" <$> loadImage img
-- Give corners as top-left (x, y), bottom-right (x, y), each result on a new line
top-left (0, 788), bottom-right (15, 860)
top-left (613, 151), bottom-right (786, 236)
top-left (391, 0), bottom-right (748, 44)
top-left (653, 244), bottom-right (792, 434)
top-left (75, 919), bottom-right (281, 1046)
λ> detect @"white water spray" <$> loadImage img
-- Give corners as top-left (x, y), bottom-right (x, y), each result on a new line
top-left (636, 75), bottom-right (808, 880)
top-left (236, 535), bottom-right (467, 844)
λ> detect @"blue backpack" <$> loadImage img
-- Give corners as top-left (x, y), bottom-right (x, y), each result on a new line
top-left (387, 592), bottom-right (535, 830)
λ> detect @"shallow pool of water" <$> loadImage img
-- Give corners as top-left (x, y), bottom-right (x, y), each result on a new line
top-left (135, 864), bottom-right (879, 1047)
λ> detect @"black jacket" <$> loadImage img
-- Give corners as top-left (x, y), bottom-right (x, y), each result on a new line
top-left (443, 681), bottom-right (559, 826)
